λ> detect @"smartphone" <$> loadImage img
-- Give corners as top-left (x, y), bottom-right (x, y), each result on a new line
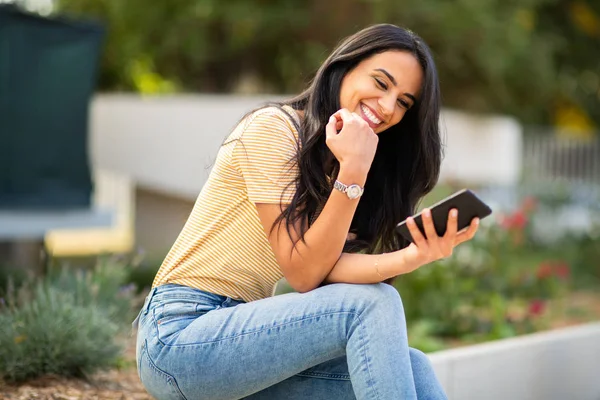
top-left (395, 189), bottom-right (492, 243)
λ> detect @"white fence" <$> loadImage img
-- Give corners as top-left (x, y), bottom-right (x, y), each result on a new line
top-left (523, 134), bottom-right (600, 185)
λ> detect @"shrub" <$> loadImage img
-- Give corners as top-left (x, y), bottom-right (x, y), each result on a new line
top-left (0, 283), bottom-right (120, 382)
top-left (0, 265), bottom-right (29, 298)
top-left (46, 258), bottom-right (139, 324)
top-left (0, 258), bottom-right (143, 382)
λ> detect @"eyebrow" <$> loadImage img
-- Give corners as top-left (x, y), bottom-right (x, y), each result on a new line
top-left (375, 68), bottom-right (417, 104)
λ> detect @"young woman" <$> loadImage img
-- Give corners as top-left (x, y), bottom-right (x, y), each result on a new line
top-left (134, 24), bottom-right (479, 400)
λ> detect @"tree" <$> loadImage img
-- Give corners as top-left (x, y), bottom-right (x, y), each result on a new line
top-left (52, 0), bottom-right (599, 129)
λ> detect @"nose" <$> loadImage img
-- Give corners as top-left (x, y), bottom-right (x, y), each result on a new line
top-left (378, 95), bottom-right (395, 118)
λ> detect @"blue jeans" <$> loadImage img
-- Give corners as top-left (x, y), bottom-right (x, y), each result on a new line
top-left (134, 283), bottom-right (447, 400)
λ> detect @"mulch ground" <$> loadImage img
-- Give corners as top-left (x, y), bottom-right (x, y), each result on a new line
top-left (0, 370), bottom-right (152, 400)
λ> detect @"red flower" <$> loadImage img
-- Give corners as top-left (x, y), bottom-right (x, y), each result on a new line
top-left (554, 262), bottom-right (571, 279)
top-left (536, 262), bottom-right (554, 279)
top-left (536, 260), bottom-right (571, 280)
top-left (511, 211), bottom-right (528, 230)
top-left (499, 210), bottom-right (528, 231)
top-left (522, 196), bottom-right (538, 213)
top-left (528, 299), bottom-right (546, 316)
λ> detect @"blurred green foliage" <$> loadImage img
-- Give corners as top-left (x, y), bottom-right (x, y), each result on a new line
top-left (396, 193), bottom-right (600, 352)
top-left (0, 284), bottom-right (121, 382)
top-left (0, 260), bottom-right (142, 382)
top-left (50, 0), bottom-right (600, 128)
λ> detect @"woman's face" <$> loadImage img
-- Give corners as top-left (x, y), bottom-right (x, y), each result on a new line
top-left (339, 50), bottom-right (423, 134)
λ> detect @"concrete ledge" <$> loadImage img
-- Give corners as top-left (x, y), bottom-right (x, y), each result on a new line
top-left (45, 169), bottom-right (135, 256)
top-left (429, 322), bottom-right (600, 400)
top-left (90, 94), bottom-right (523, 201)
top-left (0, 208), bottom-right (112, 241)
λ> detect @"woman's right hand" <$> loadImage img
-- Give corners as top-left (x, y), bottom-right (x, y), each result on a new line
top-left (325, 108), bottom-right (379, 180)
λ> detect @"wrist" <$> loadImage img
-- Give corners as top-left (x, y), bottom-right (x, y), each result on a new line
top-left (373, 252), bottom-right (400, 280)
top-left (338, 164), bottom-right (367, 187)
top-left (397, 247), bottom-right (421, 275)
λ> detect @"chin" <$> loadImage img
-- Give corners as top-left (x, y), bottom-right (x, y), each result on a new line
top-left (374, 125), bottom-right (386, 134)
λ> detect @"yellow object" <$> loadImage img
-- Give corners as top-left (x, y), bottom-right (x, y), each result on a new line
top-left (554, 103), bottom-right (596, 139)
top-left (152, 106), bottom-right (300, 303)
top-left (570, 2), bottom-right (600, 37)
top-left (44, 170), bottom-right (135, 256)
top-left (515, 9), bottom-right (535, 32)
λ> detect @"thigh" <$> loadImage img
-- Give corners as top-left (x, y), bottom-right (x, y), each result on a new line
top-left (140, 282), bottom-right (401, 400)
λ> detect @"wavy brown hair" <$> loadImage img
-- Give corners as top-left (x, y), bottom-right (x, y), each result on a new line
top-left (235, 24), bottom-right (443, 276)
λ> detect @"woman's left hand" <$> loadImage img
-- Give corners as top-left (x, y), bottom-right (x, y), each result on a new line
top-left (399, 208), bottom-right (479, 274)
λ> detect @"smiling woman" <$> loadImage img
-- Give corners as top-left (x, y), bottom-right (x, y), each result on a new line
top-left (339, 51), bottom-right (423, 133)
top-left (133, 24), bottom-right (476, 400)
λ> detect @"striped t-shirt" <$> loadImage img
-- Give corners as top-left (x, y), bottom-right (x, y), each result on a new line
top-left (151, 105), bottom-right (301, 302)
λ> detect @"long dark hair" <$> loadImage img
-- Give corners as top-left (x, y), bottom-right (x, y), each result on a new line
top-left (251, 24), bottom-right (442, 264)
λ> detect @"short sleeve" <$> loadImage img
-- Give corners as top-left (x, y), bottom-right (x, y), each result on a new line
top-left (232, 108), bottom-right (299, 204)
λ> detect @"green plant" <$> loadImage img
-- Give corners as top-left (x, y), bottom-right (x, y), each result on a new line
top-left (0, 255), bottom-right (146, 382)
top-left (46, 257), bottom-right (142, 324)
top-left (397, 194), bottom-right (577, 346)
top-left (0, 283), bottom-right (120, 382)
top-left (52, 0), bottom-right (600, 127)
top-left (0, 265), bottom-right (29, 298)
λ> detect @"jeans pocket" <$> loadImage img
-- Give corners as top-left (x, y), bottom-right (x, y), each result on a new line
top-left (139, 340), bottom-right (187, 400)
top-left (154, 300), bottom-right (214, 345)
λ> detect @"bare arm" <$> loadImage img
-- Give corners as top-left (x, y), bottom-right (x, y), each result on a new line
top-left (323, 251), bottom-right (403, 284)
top-left (257, 109), bottom-right (479, 291)
top-left (256, 109), bottom-right (378, 293)
top-left (257, 167), bottom-right (367, 293)
top-left (324, 208), bottom-right (480, 284)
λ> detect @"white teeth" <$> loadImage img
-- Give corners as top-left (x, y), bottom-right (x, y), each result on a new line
top-left (361, 104), bottom-right (382, 125)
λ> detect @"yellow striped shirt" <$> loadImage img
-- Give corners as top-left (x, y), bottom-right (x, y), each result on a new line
top-left (152, 105), bottom-right (300, 302)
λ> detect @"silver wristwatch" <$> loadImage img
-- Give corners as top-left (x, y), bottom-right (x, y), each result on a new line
top-left (333, 180), bottom-right (364, 200)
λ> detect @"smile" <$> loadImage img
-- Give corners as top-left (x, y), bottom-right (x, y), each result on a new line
top-left (360, 104), bottom-right (383, 126)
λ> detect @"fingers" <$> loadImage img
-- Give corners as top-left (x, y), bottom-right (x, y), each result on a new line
top-left (406, 217), bottom-right (427, 248)
top-left (421, 208), bottom-right (439, 242)
top-left (455, 217), bottom-right (480, 245)
top-left (333, 108), bottom-right (368, 127)
top-left (325, 115), bottom-right (338, 141)
top-left (329, 109), bottom-right (353, 133)
top-left (333, 108), bottom-right (355, 123)
top-left (444, 208), bottom-right (458, 240)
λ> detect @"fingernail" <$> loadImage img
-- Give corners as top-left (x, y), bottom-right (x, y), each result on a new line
top-left (451, 209), bottom-right (457, 218)
top-left (423, 209), bottom-right (430, 217)
top-left (475, 218), bottom-right (480, 225)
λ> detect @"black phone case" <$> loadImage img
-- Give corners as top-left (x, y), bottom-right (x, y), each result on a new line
top-left (395, 189), bottom-right (492, 243)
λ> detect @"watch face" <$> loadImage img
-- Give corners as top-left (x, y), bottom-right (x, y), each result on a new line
top-left (347, 185), bottom-right (363, 199)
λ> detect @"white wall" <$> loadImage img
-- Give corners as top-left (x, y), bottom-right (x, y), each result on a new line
top-left (439, 110), bottom-right (522, 185)
top-left (430, 322), bottom-right (600, 400)
top-left (90, 94), bottom-right (523, 201)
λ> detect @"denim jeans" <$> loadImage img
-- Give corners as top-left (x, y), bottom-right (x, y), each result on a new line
top-left (134, 283), bottom-right (447, 400)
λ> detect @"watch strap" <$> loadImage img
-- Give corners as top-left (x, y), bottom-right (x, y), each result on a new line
top-left (333, 180), bottom-right (364, 199)
top-left (333, 180), bottom-right (348, 193)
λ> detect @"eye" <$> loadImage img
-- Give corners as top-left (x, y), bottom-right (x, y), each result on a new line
top-left (374, 77), bottom-right (388, 90)
top-left (397, 99), bottom-right (410, 109)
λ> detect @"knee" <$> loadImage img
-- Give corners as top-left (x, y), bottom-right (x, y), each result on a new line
top-left (409, 348), bottom-right (434, 370)
top-left (370, 282), bottom-right (403, 308)
top-left (330, 282), bottom-right (405, 315)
